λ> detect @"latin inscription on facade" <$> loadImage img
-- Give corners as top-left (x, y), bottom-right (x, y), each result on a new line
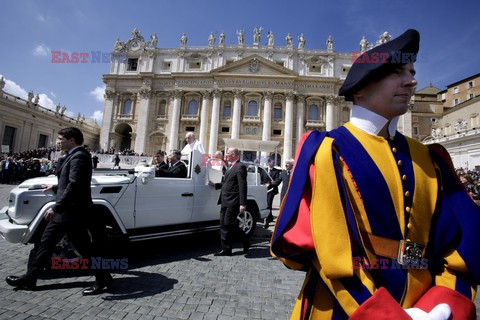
top-left (153, 78), bottom-right (334, 92)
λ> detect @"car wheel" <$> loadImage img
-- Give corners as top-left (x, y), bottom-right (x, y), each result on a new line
top-left (237, 210), bottom-right (256, 236)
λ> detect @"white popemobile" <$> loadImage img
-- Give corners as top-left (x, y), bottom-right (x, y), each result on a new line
top-left (0, 150), bottom-right (269, 248)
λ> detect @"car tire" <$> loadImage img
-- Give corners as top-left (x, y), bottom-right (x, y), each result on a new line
top-left (237, 210), bottom-right (256, 237)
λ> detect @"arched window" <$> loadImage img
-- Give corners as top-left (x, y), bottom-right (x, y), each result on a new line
top-left (247, 100), bottom-right (258, 116)
top-left (123, 99), bottom-right (132, 114)
top-left (223, 100), bottom-right (232, 118)
top-left (274, 102), bottom-right (282, 120)
top-left (308, 104), bottom-right (319, 120)
top-left (187, 100), bottom-right (198, 115)
top-left (158, 100), bottom-right (166, 116)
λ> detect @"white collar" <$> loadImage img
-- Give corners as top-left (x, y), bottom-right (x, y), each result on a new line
top-left (349, 104), bottom-right (399, 136)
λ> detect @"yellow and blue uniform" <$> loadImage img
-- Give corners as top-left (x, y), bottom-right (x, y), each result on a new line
top-left (271, 123), bottom-right (480, 319)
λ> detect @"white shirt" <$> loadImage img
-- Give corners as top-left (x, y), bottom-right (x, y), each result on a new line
top-left (349, 104), bottom-right (399, 136)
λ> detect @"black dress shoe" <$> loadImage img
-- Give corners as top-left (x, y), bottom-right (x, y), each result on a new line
top-left (82, 274), bottom-right (113, 296)
top-left (214, 250), bottom-right (232, 256)
top-left (264, 219), bottom-right (270, 229)
top-left (5, 276), bottom-right (37, 290)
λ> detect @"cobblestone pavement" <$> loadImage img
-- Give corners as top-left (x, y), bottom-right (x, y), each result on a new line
top-left (0, 184), bottom-right (479, 319)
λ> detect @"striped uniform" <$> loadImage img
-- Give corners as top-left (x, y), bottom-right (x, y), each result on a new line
top-left (271, 123), bottom-right (479, 319)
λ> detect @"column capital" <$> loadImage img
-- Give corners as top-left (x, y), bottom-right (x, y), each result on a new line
top-left (104, 89), bottom-right (116, 100)
top-left (233, 89), bottom-right (244, 99)
top-left (138, 88), bottom-right (152, 100)
top-left (285, 92), bottom-right (295, 101)
top-left (201, 90), bottom-right (212, 99)
top-left (173, 89), bottom-right (183, 99)
top-left (212, 89), bottom-right (222, 98)
top-left (295, 94), bottom-right (306, 103)
top-left (325, 95), bottom-right (337, 104)
top-left (263, 91), bottom-right (274, 100)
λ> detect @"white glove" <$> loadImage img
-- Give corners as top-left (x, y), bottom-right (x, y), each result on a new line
top-left (405, 303), bottom-right (451, 320)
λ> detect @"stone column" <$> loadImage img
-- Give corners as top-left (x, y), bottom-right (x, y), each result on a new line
top-left (231, 89), bottom-right (243, 139)
top-left (100, 89), bottom-right (116, 152)
top-left (168, 90), bottom-right (183, 152)
top-left (208, 89), bottom-right (222, 155)
top-left (134, 88), bottom-right (152, 155)
top-left (261, 91), bottom-right (273, 163)
top-left (296, 95), bottom-right (305, 144)
top-left (283, 93), bottom-right (294, 166)
top-left (199, 91), bottom-right (211, 148)
top-left (325, 95), bottom-right (335, 131)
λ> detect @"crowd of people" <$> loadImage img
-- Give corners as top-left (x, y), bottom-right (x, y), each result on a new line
top-left (457, 168), bottom-right (480, 204)
top-left (0, 147), bottom-right (58, 184)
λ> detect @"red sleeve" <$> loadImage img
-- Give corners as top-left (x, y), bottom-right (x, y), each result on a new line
top-left (350, 286), bottom-right (476, 320)
top-left (414, 286), bottom-right (476, 320)
top-left (349, 287), bottom-right (411, 320)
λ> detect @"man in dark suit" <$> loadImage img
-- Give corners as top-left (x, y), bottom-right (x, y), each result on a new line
top-left (153, 150), bottom-right (169, 177)
top-left (260, 157), bottom-right (281, 229)
top-left (280, 159), bottom-right (294, 203)
top-left (157, 149), bottom-right (187, 178)
top-left (1, 156), bottom-right (15, 184)
top-left (92, 153), bottom-right (99, 169)
top-left (213, 147), bottom-right (249, 256)
top-left (5, 127), bottom-right (112, 296)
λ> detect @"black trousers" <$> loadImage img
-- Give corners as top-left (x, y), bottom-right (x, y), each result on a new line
top-left (266, 191), bottom-right (277, 215)
top-left (25, 217), bottom-right (109, 283)
top-left (219, 207), bottom-right (249, 251)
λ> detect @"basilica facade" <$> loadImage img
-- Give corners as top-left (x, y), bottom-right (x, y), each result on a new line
top-left (100, 28), bottom-right (354, 165)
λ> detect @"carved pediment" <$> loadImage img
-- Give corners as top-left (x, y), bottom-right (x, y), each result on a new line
top-left (211, 55), bottom-right (298, 77)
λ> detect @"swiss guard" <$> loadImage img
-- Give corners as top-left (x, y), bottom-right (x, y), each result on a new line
top-left (271, 29), bottom-right (479, 320)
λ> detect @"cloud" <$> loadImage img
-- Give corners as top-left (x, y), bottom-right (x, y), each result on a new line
top-left (0, 74), bottom-right (28, 99)
top-left (33, 44), bottom-right (51, 56)
top-left (50, 92), bottom-right (56, 98)
top-left (37, 14), bottom-right (46, 23)
top-left (38, 93), bottom-right (56, 111)
top-left (0, 74), bottom-right (60, 111)
top-left (90, 85), bottom-right (105, 102)
top-left (92, 110), bottom-right (104, 124)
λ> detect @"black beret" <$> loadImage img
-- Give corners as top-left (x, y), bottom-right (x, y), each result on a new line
top-left (339, 29), bottom-right (420, 101)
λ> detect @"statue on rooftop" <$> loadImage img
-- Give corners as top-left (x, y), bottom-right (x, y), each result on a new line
top-left (298, 33), bottom-right (306, 49)
top-left (236, 29), bottom-right (244, 46)
top-left (219, 32), bottom-right (225, 46)
top-left (208, 32), bottom-right (215, 46)
top-left (180, 33), bottom-right (188, 47)
top-left (285, 33), bottom-right (293, 47)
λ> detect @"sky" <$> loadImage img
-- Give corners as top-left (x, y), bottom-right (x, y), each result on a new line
top-left (1, 0), bottom-right (479, 125)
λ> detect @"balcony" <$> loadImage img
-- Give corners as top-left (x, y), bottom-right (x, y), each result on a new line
top-left (118, 114), bottom-right (133, 119)
top-left (156, 115), bottom-right (168, 121)
top-left (242, 115), bottom-right (261, 123)
top-left (305, 119), bottom-right (325, 129)
top-left (181, 114), bottom-right (199, 123)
